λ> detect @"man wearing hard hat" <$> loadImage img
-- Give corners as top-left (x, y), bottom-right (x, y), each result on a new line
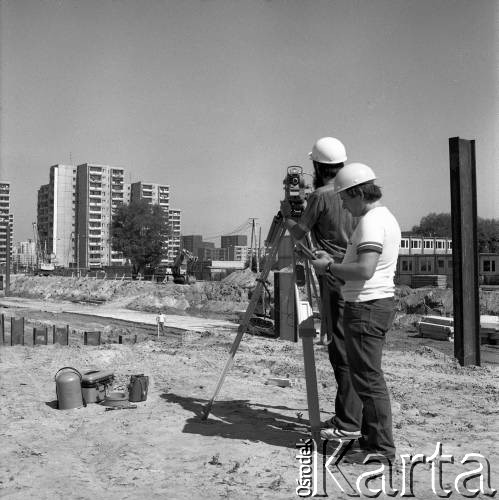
top-left (280, 136), bottom-right (358, 441)
top-left (311, 162), bottom-right (401, 463)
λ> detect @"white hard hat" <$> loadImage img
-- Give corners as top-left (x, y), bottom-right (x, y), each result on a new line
top-left (334, 162), bottom-right (377, 194)
top-left (309, 137), bottom-right (347, 164)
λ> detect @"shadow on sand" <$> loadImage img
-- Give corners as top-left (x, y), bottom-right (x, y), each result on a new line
top-left (161, 392), bottom-right (312, 449)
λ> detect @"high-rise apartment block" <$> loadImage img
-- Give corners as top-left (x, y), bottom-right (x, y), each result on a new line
top-left (130, 182), bottom-right (181, 264)
top-left (34, 163), bottom-right (182, 269)
top-left (130, 182), bottom-right (170, 209)
top-left (36, 165), bottom-right (77, 268)
top-left (0, 182), bottom-right (13, 265)
top-left (76, 163), bottom-right (127, 268)
top-left (167, 208), bottom-right (182, 262)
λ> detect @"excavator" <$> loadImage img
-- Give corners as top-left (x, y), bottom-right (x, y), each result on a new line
top-left (171, 249), bottom-right (198, 284)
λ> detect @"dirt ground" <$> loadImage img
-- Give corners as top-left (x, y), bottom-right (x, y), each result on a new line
top-left (1, 279), bottom-right (498, 499)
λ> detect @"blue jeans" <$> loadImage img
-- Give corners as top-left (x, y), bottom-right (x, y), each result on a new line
top-left (344, 297), bottom-right (396, 458)
top-left (321, 278), bottom-right (364, 432)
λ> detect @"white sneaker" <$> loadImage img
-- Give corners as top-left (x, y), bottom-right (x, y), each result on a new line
top-left (320, 427), bottom-right (361, 440)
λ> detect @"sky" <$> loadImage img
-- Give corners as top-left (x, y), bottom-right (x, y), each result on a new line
top-left (1, 0), bottom-right (497, 246)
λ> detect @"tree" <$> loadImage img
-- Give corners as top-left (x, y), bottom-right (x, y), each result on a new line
top-left (111, 199), bottom-right (170, 276)
top-left (412, 212), bottom-right (499, 252)
top-left (411, 213), bottom-right (452, 237)
top-left (477, 218), bottom-right (499, 252)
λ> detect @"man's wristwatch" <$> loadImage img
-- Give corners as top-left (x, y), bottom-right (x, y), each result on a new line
top-left (325, 261), bottom-right (333, 274)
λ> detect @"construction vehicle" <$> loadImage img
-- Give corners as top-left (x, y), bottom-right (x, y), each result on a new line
top-left (32, 222), bottom-right (55, 275)
top-left (171, 249), bottom-right (198, 284)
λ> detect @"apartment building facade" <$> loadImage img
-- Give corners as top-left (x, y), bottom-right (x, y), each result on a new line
top-left (220, 234), bottom-right (249, 263)
top-left (228, 245), bottom-right (249, 262)
top-left (197, 246), bottom-right (228, 261)
top-left (130, 182), bottom-right (170, 209)
top-left (33, 164), bottom-right (186, 269)
top-left (0, 182), bottom-right (12, 265)
top-left (130, 182), bottom-right (180, 264)
top-left (36, 165), bottom-right (77, 268)
top-left (181, 235), bottom-right (222, 261)
top-left (76, 163), bottom-right (127, 268)
top-left (167, 209), bottom-right (182, 263)
top-left (181, 235), bottom-right (204, 254)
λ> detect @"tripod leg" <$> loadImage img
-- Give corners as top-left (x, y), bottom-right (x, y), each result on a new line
top-left (295, 288), bottom-right (322, 443)
top-left (301, 329), bottom-right (322, 443)
top-left (304, 234), bottom-right (321, 306)
top-left (291, 237), bottom-right (322, 440)
top-left (202, 217), bottom-right (287, 420)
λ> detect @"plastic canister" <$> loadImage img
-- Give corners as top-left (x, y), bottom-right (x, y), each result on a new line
top-left (55, 367), bottom-right (84, 410)
top-left (128, 374), bottom-right (149, 402)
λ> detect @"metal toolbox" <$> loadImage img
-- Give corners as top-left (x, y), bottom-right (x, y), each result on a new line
top-left (81, 370), bottom-right (115, 404)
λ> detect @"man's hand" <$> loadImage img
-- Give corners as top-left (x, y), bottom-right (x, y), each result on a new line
top-left (311, 251), bottom-right (334, 275)
top-left (280, 200), bottom-right (293, 218)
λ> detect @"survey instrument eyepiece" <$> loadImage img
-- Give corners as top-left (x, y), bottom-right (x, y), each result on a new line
top-left (283, 166), bottom-right (311, 218)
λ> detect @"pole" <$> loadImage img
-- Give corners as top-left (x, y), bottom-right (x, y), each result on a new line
top-left (4, 220), bottom-right (10, 296)
top-left (449, 137), bottom-right (480, 366)
top-left (257, 225), bottom-right (261, 273)
top-left (249, 218), bottom-right (255, 270)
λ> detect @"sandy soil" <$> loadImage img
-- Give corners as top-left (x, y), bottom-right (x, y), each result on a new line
top-left (1, 295), bottom-right (498, 499)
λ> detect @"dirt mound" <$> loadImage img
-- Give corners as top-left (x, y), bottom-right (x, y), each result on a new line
top-left (221, 267), bottom-right (274, 289)
top-left (9, 274), bottom-right (253, 318)
top-left (8, 274), bottom-right (499, 318)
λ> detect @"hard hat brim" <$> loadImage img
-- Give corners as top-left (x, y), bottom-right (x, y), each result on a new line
top-left (309, 152), bottom-right (348, 164)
